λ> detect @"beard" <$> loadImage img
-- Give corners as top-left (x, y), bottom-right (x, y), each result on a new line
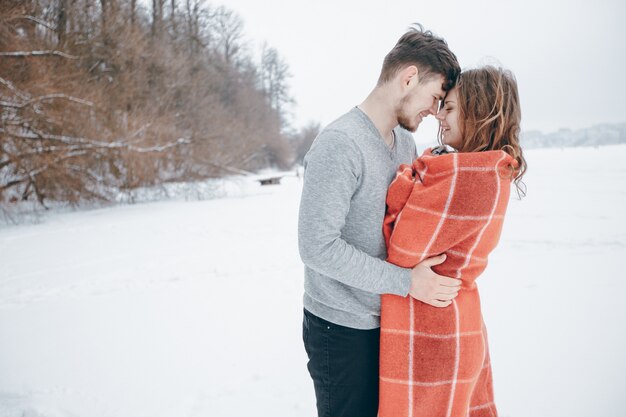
top-left (397, 113), bottom-right (419, 132)
top-left (395, 96), bottom-right (420, 132)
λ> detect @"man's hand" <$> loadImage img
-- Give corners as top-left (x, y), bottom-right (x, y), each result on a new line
top-left (408, 254), bottom-right (461, 308)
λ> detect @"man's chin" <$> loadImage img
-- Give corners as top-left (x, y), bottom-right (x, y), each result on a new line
top-left (398, 121), bottom-right (419, 132)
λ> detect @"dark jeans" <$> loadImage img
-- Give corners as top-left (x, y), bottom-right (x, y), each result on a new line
top-left (302, 308), bottom-right (380, 417)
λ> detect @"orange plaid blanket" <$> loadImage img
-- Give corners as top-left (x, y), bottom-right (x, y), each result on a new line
top-left (379, 147), bottom-right (517, 417)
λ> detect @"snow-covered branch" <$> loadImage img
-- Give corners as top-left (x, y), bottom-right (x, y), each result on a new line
top-left (1, 127), bottom-right (190, 153)
top-left (0, 51), bottom-right (79, 59)
top-left (0, 93), bottom-right (94, 109)
top-left (126, 137), bottom-right (191, 153)
top-left (6, 15), bottom-right (57, 31)
top-left (0, 76), bottom-right (30, 101)
top-left (204, 161), bottom-right (253, 176)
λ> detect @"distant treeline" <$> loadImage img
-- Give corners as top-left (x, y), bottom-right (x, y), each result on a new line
top-left (0, 0), bottom-right (319, 207)
top-left (521, 123), bottom-right (626, 149)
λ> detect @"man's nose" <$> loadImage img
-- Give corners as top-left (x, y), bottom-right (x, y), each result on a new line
top-left (435, 110), bottom-right (444, 121)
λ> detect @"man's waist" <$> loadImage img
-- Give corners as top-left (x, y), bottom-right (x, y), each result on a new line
top-left (303, 290), bottom-right (381, 330)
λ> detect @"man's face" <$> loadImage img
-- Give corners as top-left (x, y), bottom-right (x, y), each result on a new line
top-left (396, 75), bottom-right (445, 132)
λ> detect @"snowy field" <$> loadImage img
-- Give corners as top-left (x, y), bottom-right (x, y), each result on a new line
top-left (1, 145), bottom-right (625, 417)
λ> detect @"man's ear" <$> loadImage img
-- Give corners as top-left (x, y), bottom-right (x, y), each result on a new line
top-left (398, 65), bottom-right (419, 89)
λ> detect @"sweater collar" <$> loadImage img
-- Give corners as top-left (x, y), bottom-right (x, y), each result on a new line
top-left (352, 106), bottom-right (399, 157)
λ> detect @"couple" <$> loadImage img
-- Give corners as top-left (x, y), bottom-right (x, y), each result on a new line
top-left (298, 24), bottom-right (526, 417)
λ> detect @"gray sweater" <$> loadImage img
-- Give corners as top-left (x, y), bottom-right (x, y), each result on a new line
top-left (298, 107), bottom-right (417, 329)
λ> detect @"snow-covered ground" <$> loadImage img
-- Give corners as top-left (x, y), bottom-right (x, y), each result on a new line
top-left (1, 145), bottom-right (625, 417)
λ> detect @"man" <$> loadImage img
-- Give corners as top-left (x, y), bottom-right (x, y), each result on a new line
top-left (298, 25), bottom-right (462, 417)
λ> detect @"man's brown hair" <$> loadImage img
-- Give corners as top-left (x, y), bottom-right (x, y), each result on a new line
top-left (378, 24), bottom-right (461, 92)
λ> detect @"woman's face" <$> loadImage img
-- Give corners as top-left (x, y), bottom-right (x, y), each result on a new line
top-left (436, 88), bottom-right (462, 149)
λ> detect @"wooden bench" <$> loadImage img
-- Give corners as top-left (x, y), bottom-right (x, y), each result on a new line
top-left (257, 176), bottom-right (282, 186)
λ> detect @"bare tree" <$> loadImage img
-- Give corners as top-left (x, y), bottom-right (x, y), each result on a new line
top-left (130, 0), bottom-right (136, 26)
top-left (1, 0), bottom-right (302, 210)
top-left (169, 0), bottom-right (177, 36)
top-left (260, 43), bottom-right (294, 124)
top-left (151, 0), bottom-right (165, 38)
top-left (212, 5), bottom-right (244, 66)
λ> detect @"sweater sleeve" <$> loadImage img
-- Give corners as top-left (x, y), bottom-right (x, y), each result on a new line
top-left (297, 130), bottom-right (411, 296)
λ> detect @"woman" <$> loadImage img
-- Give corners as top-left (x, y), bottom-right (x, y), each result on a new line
top-left (378, 66), bottom-right (527, 417)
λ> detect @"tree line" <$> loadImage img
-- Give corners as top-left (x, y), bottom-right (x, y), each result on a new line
top-left (0, 0), bottom-right (319, 208)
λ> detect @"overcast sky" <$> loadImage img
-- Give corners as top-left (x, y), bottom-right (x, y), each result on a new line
top-left (221, 0), bottom-right (625, 142)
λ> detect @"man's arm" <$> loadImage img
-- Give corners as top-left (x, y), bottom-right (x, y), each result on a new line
top-left (298, 130), bottom-right (411, 296)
